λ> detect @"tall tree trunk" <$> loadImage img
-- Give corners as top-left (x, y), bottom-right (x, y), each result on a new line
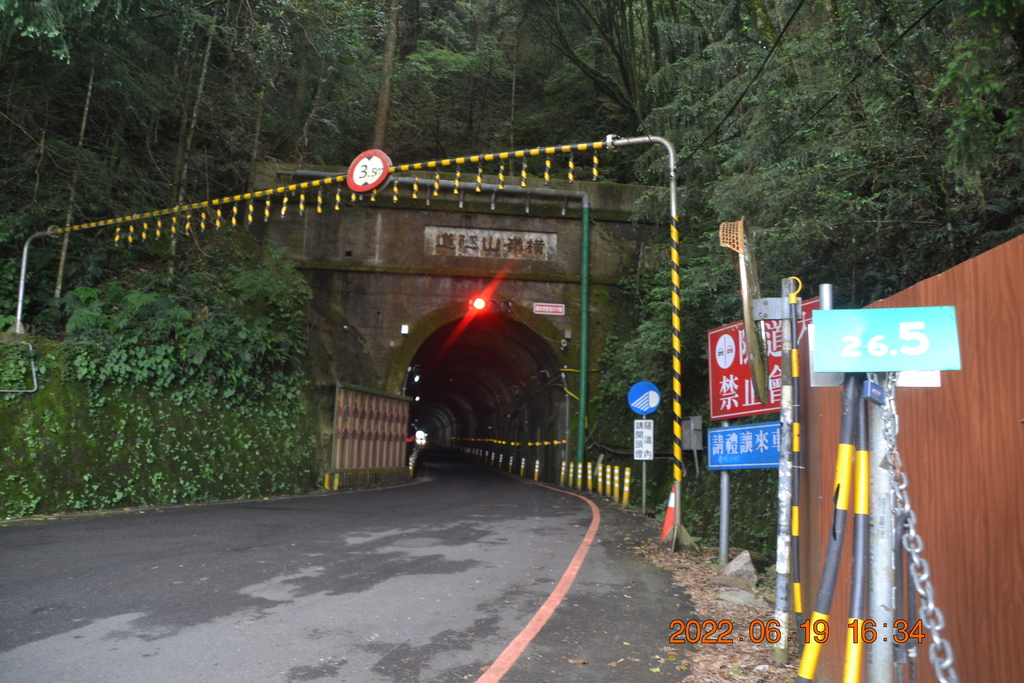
top-left (247, 91), bottom-right (266, 193)
top-left (508, 19), bottom-right (519, 149)
top-left (53, 66), bottom-right (94, 301)
top-left (170, 25), bottom-right (216, 271)
top-left (742, 0), bottom-right (780, 46)
top-left (370, 0), bottom-right (401, 151)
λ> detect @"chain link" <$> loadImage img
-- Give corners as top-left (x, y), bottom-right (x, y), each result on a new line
top-left (874, 372), bottom-right (960, 683)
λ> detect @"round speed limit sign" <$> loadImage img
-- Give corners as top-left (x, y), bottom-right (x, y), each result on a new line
top-left (346, 149), bottom-right (391, 193)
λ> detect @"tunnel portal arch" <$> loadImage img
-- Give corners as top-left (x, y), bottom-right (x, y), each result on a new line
top-left (403, 308), bottom-right (570, 464)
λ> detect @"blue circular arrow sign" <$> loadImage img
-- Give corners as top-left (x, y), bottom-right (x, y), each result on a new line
top-left (627, 381), bottom-right (661, 415)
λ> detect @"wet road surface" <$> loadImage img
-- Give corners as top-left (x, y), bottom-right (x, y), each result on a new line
top-left (0, 450), bottom-right (691, 682)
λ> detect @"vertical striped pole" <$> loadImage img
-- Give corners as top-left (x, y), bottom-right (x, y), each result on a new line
top-left (844, 392), bottom-right (871, 682)
top-left (534, 459), bottom-right (540, 481)
top-left (613, 465), bottom-right (621, 502)
top-left (622, 468), bottom-right (631, 506)
top-left (575, 200), bottom-right (591, 478)
top-left (586, 462), bottom-right (594, 491)
top-left (560, 461), bottom-right (567, 487)
top-left (603, 135), bottom-right (693, 550)
top-left (796, 375), bottom-right (859, 683)
top-left (669, 212), bottom-right (687, 548)
top-left (790, 278), bottom-right (805, 624)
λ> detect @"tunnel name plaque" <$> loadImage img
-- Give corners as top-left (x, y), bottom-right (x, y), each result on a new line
top-left (425, 226), bottom-right (557, 261)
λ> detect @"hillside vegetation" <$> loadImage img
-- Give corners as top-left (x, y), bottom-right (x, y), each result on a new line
top-left (1, 1), bottom-right (1021, 535)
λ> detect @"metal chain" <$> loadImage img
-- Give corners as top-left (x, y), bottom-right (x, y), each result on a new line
top-left (874, 372), bottom-right (960, 683)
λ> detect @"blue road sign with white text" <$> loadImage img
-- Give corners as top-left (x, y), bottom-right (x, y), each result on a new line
top-left (707, 422), bottom-right (781, 470)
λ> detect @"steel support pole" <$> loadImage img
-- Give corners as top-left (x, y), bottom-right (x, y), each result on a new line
top-left (773, 278), bottom-right (796, 665)
top-left (719, 469), bottom-right (730, 566)
top-left (575, 201), bottom-right (590, 466)
top-left (604, 134), bottom-right (694, 550)
top-left (866, 392), bottom-right (896, 681)
top-left (13, 230), bottom-right (57, 334)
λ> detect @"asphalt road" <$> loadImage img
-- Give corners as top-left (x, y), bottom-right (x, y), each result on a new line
top-left (0, 450), bottom-right (692, 682)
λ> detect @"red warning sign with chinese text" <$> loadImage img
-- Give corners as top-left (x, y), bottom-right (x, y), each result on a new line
top-left (707, 298), bottom-right (819, 420)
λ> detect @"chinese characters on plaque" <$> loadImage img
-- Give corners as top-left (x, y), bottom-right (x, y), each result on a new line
top-left (425, 226), bottom-right (556, 261)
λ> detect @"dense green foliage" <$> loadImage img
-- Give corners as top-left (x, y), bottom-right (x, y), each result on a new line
top-left (1, 0), bottom-right (1021, 546)
top-left (1, 237), bottom-right (318, 518)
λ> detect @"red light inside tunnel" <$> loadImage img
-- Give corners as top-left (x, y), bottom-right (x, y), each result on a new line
top-left (470, 297), bottom-right (487, 310)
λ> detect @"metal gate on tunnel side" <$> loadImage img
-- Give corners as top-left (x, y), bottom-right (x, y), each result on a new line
top-left (328, 383), bottom-right (412, 489)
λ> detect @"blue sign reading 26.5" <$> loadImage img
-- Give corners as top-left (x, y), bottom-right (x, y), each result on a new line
top-left (812, 306), bottom-right (961, 373)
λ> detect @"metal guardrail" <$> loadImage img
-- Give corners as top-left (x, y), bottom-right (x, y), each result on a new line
top-left (0, 342), bottom-right (39, 394)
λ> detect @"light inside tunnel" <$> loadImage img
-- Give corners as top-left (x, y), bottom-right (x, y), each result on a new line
top-left (404, 312), bottom-right (568, 453)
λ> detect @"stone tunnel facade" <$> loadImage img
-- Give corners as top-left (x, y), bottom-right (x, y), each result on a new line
top-left (253, 165), bottom-right (656, 466)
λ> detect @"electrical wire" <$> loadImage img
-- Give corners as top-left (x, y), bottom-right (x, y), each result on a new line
top-left (776, 0), bottom-right (948, 148)
top-left (676, 0), bottom-right (809, 169)
top-left (677, 0), bottom-right (947, 166)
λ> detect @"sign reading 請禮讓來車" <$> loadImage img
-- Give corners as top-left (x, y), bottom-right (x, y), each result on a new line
top-left (707, 422), bottom-right (781, 470)
top-left (707, 298), bottom-right (819, 421)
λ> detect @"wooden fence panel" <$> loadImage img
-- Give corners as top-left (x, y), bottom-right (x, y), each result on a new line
top-left (801, 234), bottom-right (1024, 682)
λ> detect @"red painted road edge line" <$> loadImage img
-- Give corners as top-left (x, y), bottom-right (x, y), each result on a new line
top-left (476, 484), bottom-right (602, 682)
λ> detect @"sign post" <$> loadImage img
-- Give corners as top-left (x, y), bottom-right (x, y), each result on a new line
top-left (628, 381), bottom-right (660, 516)
top-left (708, 420), bottom-right (782, 565)
top-left (808, 304), bottom-right (961, 683)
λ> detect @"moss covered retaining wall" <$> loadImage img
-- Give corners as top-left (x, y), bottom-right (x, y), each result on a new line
top-left (0, 341), bottom-right (321, 519)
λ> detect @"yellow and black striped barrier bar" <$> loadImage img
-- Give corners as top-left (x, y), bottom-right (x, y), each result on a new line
top-left (843, 384), bottom-right (872, 682)
top-left (392, 141), bottom-right (607, 174)
top-left (796, 374), bottom-right (860, 683)
top-left (789, 277), bottom-right (805, 621)
top-left (48, 139), bottom-right (608, 243)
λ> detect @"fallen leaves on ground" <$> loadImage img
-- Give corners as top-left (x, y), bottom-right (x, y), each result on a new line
top-left (636, 541), bottom-right (799, 683)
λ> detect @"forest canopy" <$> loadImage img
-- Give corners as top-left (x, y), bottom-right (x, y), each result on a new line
top-left (1, 0), bottom-right (1021, 408)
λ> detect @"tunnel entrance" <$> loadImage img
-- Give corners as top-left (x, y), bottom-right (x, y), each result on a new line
top-left (404, 308), bottom-right (569, 467)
